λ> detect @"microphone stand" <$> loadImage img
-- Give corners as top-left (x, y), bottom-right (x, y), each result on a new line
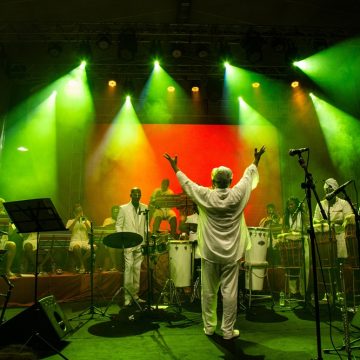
top-left (324, 189), bottom-right (360, 357)
top-left (70, 221), bottom-right (105, 321)
top-left (293, 152), bottom-right (327, 360)
top-left (142, 209), bottom-right (155, 310)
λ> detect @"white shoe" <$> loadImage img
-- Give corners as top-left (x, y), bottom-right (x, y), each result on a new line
top-left (223, 329), bottom-right (240, 340)
top-left (203, 328), bottom-right (215, 336)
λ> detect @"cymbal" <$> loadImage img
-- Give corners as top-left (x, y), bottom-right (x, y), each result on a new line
top-left (103, 232), bottom-right (143, 249)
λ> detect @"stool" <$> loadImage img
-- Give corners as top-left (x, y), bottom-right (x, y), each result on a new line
top-left (244, 260), bottom-right (274, 308)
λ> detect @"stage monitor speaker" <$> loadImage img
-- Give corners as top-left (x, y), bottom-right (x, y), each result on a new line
top-left (0, 295), bottom-right (72, 346)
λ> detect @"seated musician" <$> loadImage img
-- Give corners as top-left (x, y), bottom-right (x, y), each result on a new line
top-left (0, 198), bottom-right (17, 278)
top-left (259, 203), bottom-right (282, 229)
top-left (101, 205), bottom-right (121, 271)
top-left (66, 204), bottom-right (92, 274)
top-left (22, 232), bottom-right (52, 274)
top-left (150, 178), bottom-right (178, 239)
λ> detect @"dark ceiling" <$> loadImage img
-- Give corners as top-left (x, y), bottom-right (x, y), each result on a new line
top-left (1, 0), bottom-right (360, 84)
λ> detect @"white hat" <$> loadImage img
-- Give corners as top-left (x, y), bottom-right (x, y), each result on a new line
top-left (324, 178), bottom-right (339, 191)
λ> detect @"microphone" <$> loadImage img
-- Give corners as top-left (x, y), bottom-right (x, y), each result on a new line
top-left (325, 180), bottom-right (353, 201)
top-left (138, 208), bottom-right (149, 215)
top-left (289, 148), bottom-right (309, 156)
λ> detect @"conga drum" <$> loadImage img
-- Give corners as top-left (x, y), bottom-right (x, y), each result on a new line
top-left (245, 227), bottom-right (269, 290)
top-left (313, 223), bottom-right (336, 268)
top-left (277, 232), bottom-right (303, 268)
top-left (345, 224), bottom-right (358, 267)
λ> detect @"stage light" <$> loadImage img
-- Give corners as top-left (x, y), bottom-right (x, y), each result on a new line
top-left (171, 44), bottom-right (184, 59)
top-left (191, 86), bottom-right (200, 93)
top-left (108, 80), bottom-right (117, 88)
top-left (252, 82), bottom-right (260, 88)
top-left (118, 32), bottom-right (137, 61)
top-left (77, 41), bottom-right (92, 62)
top-left (126, 95), bottom-right (131, 101)
top-left (97, 35), bottom-right (111, 50)
top-left (17, 146), bottom-right (28, 152)
top-left (242, 30), bottom-right (264, 64)
top-left (197, 45), bottom-right (209, 58)
top-left (224, 61), bottom-right (230, 68)
top-left (80, 61), bottom-right (87, 70)
top-left (167, 86), bottom-right (175, 93)
top-left (154, 60), bottom-right (161, 70)
top-left (291, 81), bottom-right (299, 88)
top-left (48, 43), bottom-right (62, 58)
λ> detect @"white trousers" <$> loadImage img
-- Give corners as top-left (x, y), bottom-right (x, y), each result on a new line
top-left (124, 246), bottom-right (143, 302)
top-left (201, 258), bottom-right (239, 337)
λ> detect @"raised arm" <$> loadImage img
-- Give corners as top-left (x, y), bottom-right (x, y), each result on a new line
top-left (253, 146), bottom-right (266, 167)
top-left (164, 153), bottom-right (179, 173)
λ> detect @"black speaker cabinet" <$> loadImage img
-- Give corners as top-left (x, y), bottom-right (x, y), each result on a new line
top-left (0, 295), bottom-right (72, 346)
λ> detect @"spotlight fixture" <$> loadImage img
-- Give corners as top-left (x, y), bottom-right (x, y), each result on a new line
top-left (171, 44), bottom-right (184, 58)
top-left (167, 86), bottom-right (176, 93)
top-left (48, 42), bottom-right (62, 58)
top-left (291, 81), bottom-right (299, 88)
top-left (118, 32), bottom-right (137, 61)
top-left (77, 41), bottom-right (92, 62)
top-left (97, 35), bottom-right (111, 50)
top-left (252, 82), bottom-right (260, 88)
top-left (191, 86), bottom-right (200, 93)
top-left (242, 30), bottom-right (264, 64)
top-left (108, 80), bottom-right (117, 88)
top-left (197, 44), bottom-right (209, 58)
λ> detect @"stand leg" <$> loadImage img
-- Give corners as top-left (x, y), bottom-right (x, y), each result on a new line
top-left (157, 278), bottom-right (182, 312)
top-left (103, 286), bottom-right (142, 316)
top-left (0, 274), bottom-right (14, 324)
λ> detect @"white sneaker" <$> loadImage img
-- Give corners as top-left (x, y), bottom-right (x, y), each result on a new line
top-left (223, 329), bottom-right (240, 340)
top-left (203, 328), bottom-right (215, 336)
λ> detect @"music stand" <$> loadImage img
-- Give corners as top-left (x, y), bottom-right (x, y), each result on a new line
top-left (3, 198), bottom-right (69, 359)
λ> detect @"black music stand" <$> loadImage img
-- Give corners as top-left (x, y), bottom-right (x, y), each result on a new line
top-left (0, 250), bottom-right (14, 324)
top-left (3, 198), bottom-right (69, 359)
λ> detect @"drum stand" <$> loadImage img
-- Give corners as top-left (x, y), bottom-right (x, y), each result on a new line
top-left (157, 251), bottom-right (182, 312)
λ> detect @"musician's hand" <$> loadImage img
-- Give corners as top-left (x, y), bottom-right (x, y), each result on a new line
top-left (164, 153), bottom-right (179, 173)
top-left (253, 146), bottom-right (266, 167)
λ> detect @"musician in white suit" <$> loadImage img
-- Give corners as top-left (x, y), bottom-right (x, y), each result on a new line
top-left (116, 187), bottom-right (148, 306)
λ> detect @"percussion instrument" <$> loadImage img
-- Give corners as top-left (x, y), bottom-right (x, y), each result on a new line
top-left (313, 223), bottom-right (337, 268)
top-left (169, 240), bottom-right (193, 287)
top-left (345, 224), bottom-right (359, 267)
top-left (155, 232), bottom-right (169, 254)
top-left (277, 232), bottom-right (303, 268)
top-left (103, 232), bottom-right (143, 249)
top-left (245, 227), bottom-right (269, 291)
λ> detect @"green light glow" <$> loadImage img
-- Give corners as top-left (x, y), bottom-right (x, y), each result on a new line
top-left (0, 92), bottom-right (58, 200)
top-left (154, 60), bottom-right (160, 70)
top-left (293, 37), bottom-right (360, 114)
top-left (310, 93), bottom-right (360, 176)
top-left (140, 63), bottom-right (189, 123)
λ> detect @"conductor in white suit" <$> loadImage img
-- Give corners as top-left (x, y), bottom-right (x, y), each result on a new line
top-left (116, 187), bottom-right (148, 305)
